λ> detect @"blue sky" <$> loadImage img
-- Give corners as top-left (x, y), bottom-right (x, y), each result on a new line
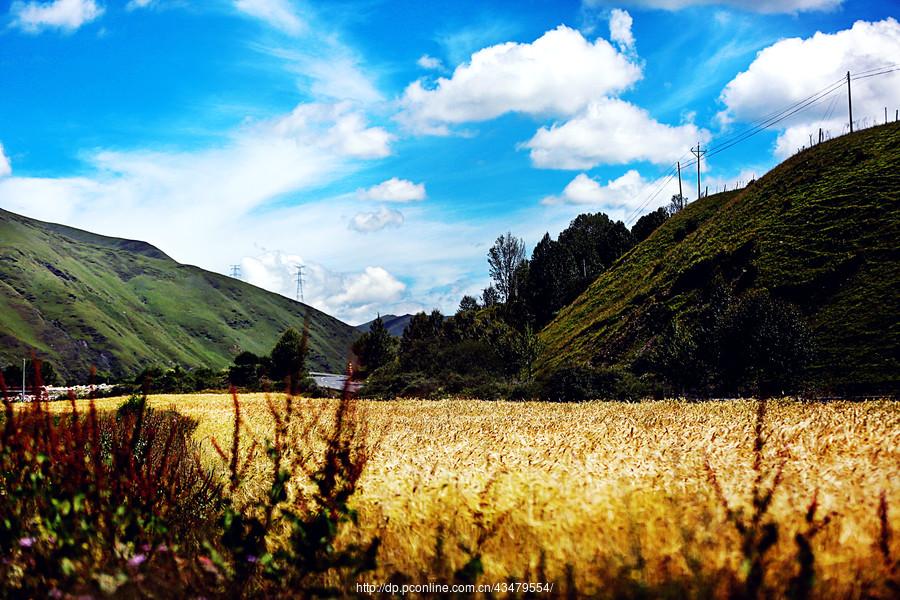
top-left (0, 0), bottom-right (898, 323)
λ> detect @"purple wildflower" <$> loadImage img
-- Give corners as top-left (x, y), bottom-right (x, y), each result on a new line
top-left (128, 553), bottom-right (147, 568)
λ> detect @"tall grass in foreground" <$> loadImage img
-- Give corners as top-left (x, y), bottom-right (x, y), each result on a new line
top-left (0, 365), bottom-right (380, 597)
top-left (2, 374), bottom-right (899, 597)
top-left (0, 367), bottom-right (220, 595)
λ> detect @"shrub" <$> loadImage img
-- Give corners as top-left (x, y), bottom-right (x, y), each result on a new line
top-left (640, 317), bottom-right (714, 397)
top-left (0, 375), bottom-right (221, 596)
top-left (135, 365), bottom-right (227, 394)
top-left (715, 290), bottom-right (814, 397)
top-left (539, 365), bottom-right (647, 402)
top-left (637, 288), bottom-right (814, 398)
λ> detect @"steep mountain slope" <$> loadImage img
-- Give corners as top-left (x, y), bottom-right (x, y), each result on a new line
top-left (0, 209), bottom-right (358, 380)
top-left (355, 314), bottom-right (413, 337)
top-left (537, 122), bottom-right (900, 394)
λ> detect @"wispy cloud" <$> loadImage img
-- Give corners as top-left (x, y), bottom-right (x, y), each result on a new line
top-left (0, 143), bottom-right (11, 178)
top-left (233, 0), bottom-right (304, 35)
top-left (10, 0), bottom-right (103, 34)
top-left (126, 0), bottom-right (154, 10)
top-left (435, 19), bottom-right (520, 66)
top-left (581, 0), bottom-right (843, 15)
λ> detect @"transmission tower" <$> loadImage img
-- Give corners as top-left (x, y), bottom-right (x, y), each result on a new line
top-left (229, 264), bottom-right (242, 279)
top-left (295, 265), bottom-right (305, 302)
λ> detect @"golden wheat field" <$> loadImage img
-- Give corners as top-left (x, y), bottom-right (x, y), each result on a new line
top-left (52, 395), bottom-right (899, 597)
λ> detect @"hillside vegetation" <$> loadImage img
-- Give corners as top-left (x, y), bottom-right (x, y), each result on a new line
top-left (0, 210), bottom-right (357, 380)
top-left (538, 123), bottom-right (900, 394)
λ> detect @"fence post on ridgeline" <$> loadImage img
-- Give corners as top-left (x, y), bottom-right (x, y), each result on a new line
top-left (847, 71), bottom-right (853, 133)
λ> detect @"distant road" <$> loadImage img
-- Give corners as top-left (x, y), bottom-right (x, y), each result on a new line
top-left (309, 372), bottom-right (362, 393)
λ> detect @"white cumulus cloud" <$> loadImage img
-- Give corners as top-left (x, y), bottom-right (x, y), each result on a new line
top-left (333, 266), bottom-right (405, 305)
top-left (356, 177), bottom-right (426, 202)
top-left (0, 144), bottom-right (11, 178)
top-left (718, 18), bottom-right (900, 159)
top-left (524, 98), bottom-right (710, 169)
top-left (234, 0), bottom-right (304, 35)
top-left (417, 54), bottom-right (444, 70)
top-left (239, 252), bottom-right (405, 324)
top-left (582, 0), bottom-right (843, 14)
top-left (399, 25), bottom-right (641, 133)
top-left (126, 0), bottom-right (153, 9)
top-left (542, 170), bottom-right (682, 213)
top-left (609, 9), bottom-right (635, 52)
top-left (349, 207), bottom-right (405, 233)
top-left (10, 0), bottom-right (103, 33)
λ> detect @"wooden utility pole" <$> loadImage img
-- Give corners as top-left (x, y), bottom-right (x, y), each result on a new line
top-left (21, 358), bottom-right (25, 402)
top-left (691, 143), bottom-right (706, 202)
top-left (677, 161), bottom-right (683, 209)
top-left (847, 71), bottom-right (854, 133)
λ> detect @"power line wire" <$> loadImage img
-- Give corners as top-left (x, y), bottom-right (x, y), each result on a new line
top-left (851, 67), bottom-right (900, 81)
top-left (621, 64), bottom-right (899, 223)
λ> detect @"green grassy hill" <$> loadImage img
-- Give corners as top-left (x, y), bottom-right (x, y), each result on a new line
top-left (537, 123), bottom-right (900, 394)
top-left (0, 209), bottom-right (358, 380)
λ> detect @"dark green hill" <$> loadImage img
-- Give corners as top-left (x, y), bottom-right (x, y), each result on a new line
top-left (0, 209), bottom-right (357, 381)
top-left (537, 123), bottom-right (900, 394)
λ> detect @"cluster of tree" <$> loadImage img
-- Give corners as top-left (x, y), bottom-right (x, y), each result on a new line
top-left (227, 327), bottom-right (315, 394)
top-left (482, 208), bottom-right (672, 332)
top-left (539, 286), bottom-right (814, 401)
top-left (359, 306), bottom-right (540, 399)
top-left (638, 285), bottom-right (814, 398)
top-left (350, 316), bottom-right (397, 378)
top-left (1, 360), bottom-right (60, 389)
top-left (133, 365), bottom-right (226, 394)
top-left (355, 208), bottom-right (675, 400)
top-left (131, 327), bottom-right (315, 395)
top-left (356, 201), bottom-right (814, 401)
